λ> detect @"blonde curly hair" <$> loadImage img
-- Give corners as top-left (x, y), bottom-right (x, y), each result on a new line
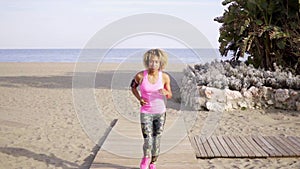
top-left (143, 48), bottom-right (168, 70)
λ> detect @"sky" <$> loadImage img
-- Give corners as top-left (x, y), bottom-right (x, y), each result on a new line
top-left (0, 0), bottom-right (226, 49)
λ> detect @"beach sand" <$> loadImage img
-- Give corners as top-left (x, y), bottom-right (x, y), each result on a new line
top-left (0, 62), bottom-right (299, 169)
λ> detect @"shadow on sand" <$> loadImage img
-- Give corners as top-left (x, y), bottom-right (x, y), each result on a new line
top-left (0, 71), bottom-right (184, 110)
top-left (0, 119), bottom-right (131, 169)
top-left (0, 146), bottom-right (138, 169)
top-left (0, 147), bottom-right (80, 169)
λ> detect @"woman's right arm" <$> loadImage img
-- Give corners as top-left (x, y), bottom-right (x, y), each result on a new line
top-left (131, 72), bottom-right (147, 106)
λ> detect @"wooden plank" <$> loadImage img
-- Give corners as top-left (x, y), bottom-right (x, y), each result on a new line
top-left (190, 136), bottom-right (201, 157)
top-left (246, 136), bottom-right (268, 157)
top-left (282, 136), bottom-right (300, 155)
top-left (229, 136), bottom-right (249, 157)
top-left (192, 135), bottom-right (300, 158)
top-left (295, 137), bottom-right (300, 152)
top-left (217, 136), bottom-right (235, 157)
top-left (200, 136), bottom-right (214, 158)
top-left (206, 136), bottom-right (221, 157)
top-left (223, 136), bottom-right (242, 157)
top-left (288, 136), bottom-right (300, 149)
top-left (294, 137), bottom-right (300, 146)
top-left (287, 136), bottom-right (300, 153)
top-left (236, 136), bottom-right (256, 157)
top-left (264, 136), bottom-right (289, 156)
top-left (92, 115), bottom-right (200, 168)
top-left (259, 135), bottom-right (283, 157)
top-left (273, 136), bottom-right (298, 156)
top-left (207, 137), bottom-right (221, 157)
top-left (270, 136), bottom-right (294, 156)
top-left (211, 136), bottom-right (228, 157)
top-left (283, 136), bottom-right (300, 155)
top-left (240, 136), bottom-right (265, 157)
top-left (193, 135), bottom-right (208, 158)
top-left (283, 137), bottom-right (300, 155)
top-left (252, 136), bottom-right (278, 157)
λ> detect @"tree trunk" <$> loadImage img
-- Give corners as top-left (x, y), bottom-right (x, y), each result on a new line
top-left (264, 33), bottom-right (272, 70)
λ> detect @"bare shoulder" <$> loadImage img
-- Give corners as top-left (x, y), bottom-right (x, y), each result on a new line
top-left (162, 72), bottom-right (171, 82)
top-left (136, 71), bottom-right (144, 78)
top-left (135, 71), bottom-right (144, 83)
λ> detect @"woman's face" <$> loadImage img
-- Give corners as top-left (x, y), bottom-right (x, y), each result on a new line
top-left (148, 56), bottom-right (160, 70)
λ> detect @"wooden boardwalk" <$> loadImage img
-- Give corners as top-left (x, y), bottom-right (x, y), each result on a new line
top-left (91, 113), bottom-right (200, 169)
top-left (192, 135), bottom-right (300, 158)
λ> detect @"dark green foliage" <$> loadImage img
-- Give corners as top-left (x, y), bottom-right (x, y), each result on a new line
top-left (215, 0), bottom-right (300, 74)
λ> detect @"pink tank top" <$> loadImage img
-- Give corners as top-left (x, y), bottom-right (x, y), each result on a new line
top-left (140, 70), bottom-right (166, 114)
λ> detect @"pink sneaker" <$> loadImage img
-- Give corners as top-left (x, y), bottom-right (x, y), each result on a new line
top-left (149, 163), bottom-right (156, 169)
top-left (140, 157), bottom-right (150, 169)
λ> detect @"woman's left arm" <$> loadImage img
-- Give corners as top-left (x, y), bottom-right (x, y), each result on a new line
top-left (162, 73), bottom-right (172, 99)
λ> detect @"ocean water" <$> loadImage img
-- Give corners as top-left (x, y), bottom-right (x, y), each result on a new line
top-left (0, 48), bottom-right (221, 64)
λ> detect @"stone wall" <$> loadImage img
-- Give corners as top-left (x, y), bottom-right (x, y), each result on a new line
top-left (181, 61), bottom-right (300, 111)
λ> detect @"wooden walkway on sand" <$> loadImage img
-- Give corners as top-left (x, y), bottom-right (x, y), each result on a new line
top-left (91, 113), bottom-right (200, 169)
top-left (191, 135), bottom-right (300, 158)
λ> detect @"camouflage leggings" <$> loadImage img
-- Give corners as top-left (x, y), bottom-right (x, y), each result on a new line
top-left (140, 112), bottom-right (166, 161)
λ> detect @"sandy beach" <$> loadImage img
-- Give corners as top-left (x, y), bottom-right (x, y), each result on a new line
top-left (0, 62), bottom-right (299, 169)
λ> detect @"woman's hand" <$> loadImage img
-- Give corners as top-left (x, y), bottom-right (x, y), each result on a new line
top-left (139, 98), bottom-right (148, 106)
top-left (158, 88), bottom-right (168, 96)
top-left (158, 89), bottom-right (167, 96)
